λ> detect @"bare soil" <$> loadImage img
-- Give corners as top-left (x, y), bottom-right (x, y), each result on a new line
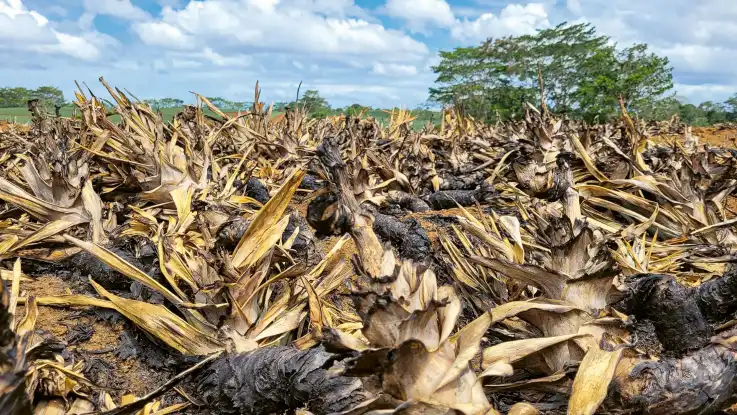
top-left (21, 275), bottom-right (180, 403)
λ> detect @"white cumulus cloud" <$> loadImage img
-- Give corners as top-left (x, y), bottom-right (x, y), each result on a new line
top-left (384, 0), bottom-right (455, 31)
top-left (0, 0), bottom-right (106, 61)
top-left (451, 3), bottom-right (550, 41)
top-left (372, 62), bottom-right (418, 77)
top-left (82, 0), bottom-right (150, 21)
top-left (132, 0), bottom-right (429, 62)
top-left (15, 0), bottom-right (737, 111)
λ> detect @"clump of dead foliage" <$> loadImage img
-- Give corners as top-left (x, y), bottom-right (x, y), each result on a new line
top-left (1, 78), bottom-right (737, 415)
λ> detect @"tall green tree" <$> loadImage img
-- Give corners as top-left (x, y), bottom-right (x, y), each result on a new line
top-left (145, 98), bottom-right (186, 110)
top-left (635, 95), bottom-right (681, 121)
top-left (299, 90), bottom-right (330, 112)
top-left (430, 22), bottom-right (673, 123)
top-left (724, 94), bottom-right (737, 121)
top-left (31, 86), bottom-right (65, 107)
top-left (429, 45), bottom-right (535, 121)
top-left (679, 103), bottom-right (709, 126)
top-left (699, 101), bottom-right (729, 124)
top-left (574, 43), bottom-right (673, 121)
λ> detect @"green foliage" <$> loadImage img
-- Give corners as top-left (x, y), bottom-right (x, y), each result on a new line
top-left (298, 90), bottom-right (330, 112)
top-left (0, 86), bottom-right (65, 108)
top-left (144, 98), bottom-right (185, 110)
top-left (635, 95), bottom-right (681, 121)
top-left (273, 102), bottom-right (289, 111)
top-left (204, 97), bottom-right (250, 111)
top-left (32, 86), bottom-right (66, 107)
top-left (430, 22), bottom-right (673, 123)
top-left (346, 103), bottom-right (370, 116)
top-left (725, 94), bottom-right (737, 115)
top-left (628, 95), bottom-right (737, 126)
top-left (699, 101), bottom-right (729, 124)
top-left (429, 45), bottom-right (535, 121)
top-left (309, 108), bottom-right (331, 119)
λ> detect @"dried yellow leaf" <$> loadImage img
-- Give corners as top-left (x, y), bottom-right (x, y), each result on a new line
top-left (90, 279), bottom-right (223, 355)
top-left (568, 346), bottom-right (624, 415)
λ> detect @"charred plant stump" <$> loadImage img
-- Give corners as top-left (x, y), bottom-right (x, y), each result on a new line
top-left (215, 218), bottom-right (251, 251)
top-left (315, 137), bottom-right (385, 278)
top-left (216, 213), bottom-right (313, 254)
top-left (694, 264), bottom-right (737, 323)
top-left (299, 174), bottom-right (323, 191)
top-left (372, 213), bottom-right (431, 262)
top-left (622, 274), bottom-right (712, 355)
top-left (307, 191), bottom-right (349, 236)
top-left (243, 177), bottom-right (270, 205)
top-left (385, 191), bottom-right (430, 213)
top-left (621, 267), bottom-right (737, 357)
top-left (436, 171), bottom-right (488, 191)
top-left (427, 185), bottom-right (496, 210)
top-left (196, 346), bottom-right (370, 415)
top-left (606, 269), bottom-right (737, 413)
top-left (612, 332), bottom-right (737, 414)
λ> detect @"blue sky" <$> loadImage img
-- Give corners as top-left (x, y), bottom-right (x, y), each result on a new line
top-left (1, 0), bottom-right (736, 108)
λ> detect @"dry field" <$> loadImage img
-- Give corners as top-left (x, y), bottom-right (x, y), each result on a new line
top-left (2, 85), bottom-right (737, 414)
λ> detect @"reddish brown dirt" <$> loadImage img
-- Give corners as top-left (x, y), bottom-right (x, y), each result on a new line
top-left (692, 126), bottom-right (737, 148)
top-left (19, 275), bottom-right (170, 400)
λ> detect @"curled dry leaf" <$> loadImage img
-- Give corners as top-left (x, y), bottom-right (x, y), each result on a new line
top-left (232, 169), bottom-right (305, 270)
top-left (568, 346), bottom-right (624, 415)
top-left (480, 334), bottom-right (585, 378)
top-left (90, 280), bottom-right (223, 355)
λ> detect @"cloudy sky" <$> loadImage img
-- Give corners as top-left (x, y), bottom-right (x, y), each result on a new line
top-left (1, 0), bottom-right (734, 108)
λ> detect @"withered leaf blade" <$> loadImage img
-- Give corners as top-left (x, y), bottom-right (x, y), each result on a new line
top-left (568, 346), bottom-right (623, 415)
top-left (64, 234), bottom-right (183, 305)
top-left (490, 300), bottom-right (578, 324)
top-left (253, 306), bottom-right (306, 341)
top-left (8, 258), bottom-right (20, 318)
top-left (19, 294), bottom-right (114, 309)
top-left (32, 399), bottom-right (66, 415)
top-left (81, 180), bottom-right (106, 244)
top-left (232, 169), bottom-right (305, 270)
top-left (90, 279), bottom-right (223, 355)
top-left (469, 256), bottom-right (567, 299)
top-left (436, 311), bottom-right (491, 389)
top-left (0, 178), bottom-right (87, 223)
top-left (480, 334), bottom-right (585, 378)
top-left (300, 275), bottom-right (324, 335)
top-left (12, 219), bottom-right (84, 252)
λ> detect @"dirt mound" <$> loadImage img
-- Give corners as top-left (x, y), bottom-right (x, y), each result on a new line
top-left (693, 126), bottom-right (737, 148)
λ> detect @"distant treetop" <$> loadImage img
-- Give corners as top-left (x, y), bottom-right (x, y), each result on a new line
top-left (430, 22), bottom-right (674, 123)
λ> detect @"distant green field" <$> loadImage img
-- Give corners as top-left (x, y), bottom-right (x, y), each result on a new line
top-left (0, 106), bottom-right (440, 129)
top-left (0, 106), bottom-right (191, 124)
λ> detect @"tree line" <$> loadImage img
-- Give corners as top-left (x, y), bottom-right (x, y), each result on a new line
top-left (0, 86), bottom-right (389, 120)
top-left (429, 22), bottom-right (737, 125)
top-left (0, 86), bottom-right (66, 108)
top-left (638, 96), bottom-right (737, 126)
